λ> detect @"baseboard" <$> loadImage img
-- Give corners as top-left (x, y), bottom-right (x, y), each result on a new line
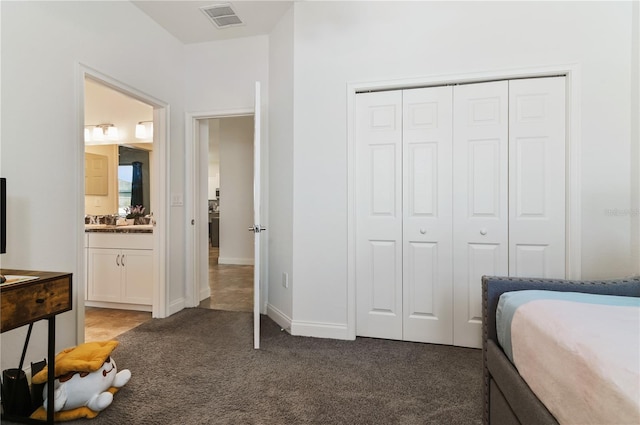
top-left (290, 319), bottom-right (352, 340)
top-left (218, 257), bottom-right (254, 266)
top-left (266, 303), bottom-right (292, 332)
top-left (200, 286), bottom-right (211, 302)
top-left (168, 297), bottom-right (185, 316)
top-left (85, 301), bottom-right (152, 312)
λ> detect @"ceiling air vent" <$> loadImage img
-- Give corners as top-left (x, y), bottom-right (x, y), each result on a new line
top-left (200, 3), bottom-right (244, 29)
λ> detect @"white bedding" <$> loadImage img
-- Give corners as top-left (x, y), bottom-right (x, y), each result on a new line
top-left (510, 297), bottom-right (640, 425)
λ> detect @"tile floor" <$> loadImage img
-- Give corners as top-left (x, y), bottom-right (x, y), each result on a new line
top-left (85, 246), bottom-right (254, 341)
top-left (85, 307), bottom-right (151, 342)
top-left (198, 247), bottom-right (254, 312)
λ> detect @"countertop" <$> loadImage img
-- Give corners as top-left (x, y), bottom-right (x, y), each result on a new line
top-left (85, 224), bottom-right (153, 233)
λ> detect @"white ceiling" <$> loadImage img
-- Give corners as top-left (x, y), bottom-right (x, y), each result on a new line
top-left (131, 1), bottom-right (293, 44)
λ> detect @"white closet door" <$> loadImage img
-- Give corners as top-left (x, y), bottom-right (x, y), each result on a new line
top-left (402, 86), bottom-right (454, 344)
top-left (453, 81), bottom-right (509, 348)
top-left (509, 77), bottom-right (566, 278)
top-left (356, 91), bottom-right (403, 340)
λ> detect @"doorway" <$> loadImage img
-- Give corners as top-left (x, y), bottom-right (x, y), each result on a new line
top-left (186, 82), bottom-right (264, 349)
top-left (196, 116), bottom-right (255, 313)
top-left (77, 65), bottom-right (169, 343)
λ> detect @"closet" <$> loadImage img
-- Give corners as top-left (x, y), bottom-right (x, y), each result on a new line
top-left (355, 77), bottom-right (565, 348)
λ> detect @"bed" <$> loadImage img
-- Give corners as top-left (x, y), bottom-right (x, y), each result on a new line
top-left (482, 275), bottom-right (640, 425)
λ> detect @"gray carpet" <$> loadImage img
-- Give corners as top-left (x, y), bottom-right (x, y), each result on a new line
top-left (9, 309), bottom-right (483, 424)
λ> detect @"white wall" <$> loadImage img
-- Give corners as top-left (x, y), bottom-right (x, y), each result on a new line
top-left (288, 1), bottom-right (638, 337)
top-left (215, 116), bottom-right (254, 264)
top-left (185, 36), bottom-right (269, 112)
top-left (0, 1), bottom-right (185, 371)
top-left (267, 6), bottom-right (295, 328)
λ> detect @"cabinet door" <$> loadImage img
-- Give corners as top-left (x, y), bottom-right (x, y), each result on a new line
top-left (120, 249), bottom-right (153, 305)
top-left (87, 248), bottom-right (122, 302)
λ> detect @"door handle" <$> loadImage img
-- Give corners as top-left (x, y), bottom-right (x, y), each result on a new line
top-left (116, 254), bottom-right (120, 266)
top-left (121, 254), bottom-right (125, 267)
top-left (248, 225), bottom-right (267, 233)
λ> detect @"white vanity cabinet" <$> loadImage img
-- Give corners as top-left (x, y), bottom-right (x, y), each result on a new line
top-left (86, 233), bottom-right (153, 310)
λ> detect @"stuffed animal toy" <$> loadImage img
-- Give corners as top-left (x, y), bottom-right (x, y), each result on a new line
top-left (30, 341), bottom-right (131, 421)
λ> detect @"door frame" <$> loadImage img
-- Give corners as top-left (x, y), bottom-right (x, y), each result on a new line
top-left (76, 63), bottom-right (170, 342)
top-left (184, 107), bottom-right (267, 313)
top-left (346, 64), bottom-right (582, 340)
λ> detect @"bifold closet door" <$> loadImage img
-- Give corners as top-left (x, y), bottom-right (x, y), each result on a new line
top-left (356, 76), bottom-right (566, 348)
top-left (451, 77), bottom-right (566, 348)
top-left (355, 87), bottom-right (454, 343)
top-left (355, 90), bottom-right (403, 340)
top-left (453, 81), bottom-right (509, 349)
top-left (402, 86), bottom-right (454, 344)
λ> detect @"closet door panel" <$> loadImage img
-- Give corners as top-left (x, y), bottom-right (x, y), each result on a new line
top-left (453, 81), bottom-right (509, 349)
top-left (370, 240), bottom-right (399, 312)
top-left (356, 91), bottom-right (403, 340)
top-left (466, 243), bottom-right (503, 319)
top-left (402, 86), bottom-right (453, 344)
top-left (509, 77), bottom-right (566, 278)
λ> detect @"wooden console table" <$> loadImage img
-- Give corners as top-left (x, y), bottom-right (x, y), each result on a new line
top-left (1, 269), bottom-right (72, 424)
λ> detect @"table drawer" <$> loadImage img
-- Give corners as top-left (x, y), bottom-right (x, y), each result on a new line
top-left (1, 277), bottom-right (72, 332)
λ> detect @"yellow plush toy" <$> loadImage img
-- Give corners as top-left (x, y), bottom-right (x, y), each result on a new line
top-left (30, 341), bottom-right (131, 421)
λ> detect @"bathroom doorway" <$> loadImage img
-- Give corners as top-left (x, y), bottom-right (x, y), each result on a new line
top-left (78, 66), bottom-right (169, 343)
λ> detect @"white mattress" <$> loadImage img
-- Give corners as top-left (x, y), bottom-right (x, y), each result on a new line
top-left (499, 292), bottom-right (640, 425)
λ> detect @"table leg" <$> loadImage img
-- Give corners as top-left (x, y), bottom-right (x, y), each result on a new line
top-left (46, 317), bottom-right (55, 425)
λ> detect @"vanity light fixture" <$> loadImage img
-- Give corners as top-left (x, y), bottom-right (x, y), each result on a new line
top-left (135, 121), bottom-right (153, 140)
top-left (86, 124), bottom-right (119, 142)
top-left (106, 125), bottom-right (119, 141)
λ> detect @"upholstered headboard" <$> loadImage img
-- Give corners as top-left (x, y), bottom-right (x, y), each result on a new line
top-left (482, 275), bottom-right (640, 344)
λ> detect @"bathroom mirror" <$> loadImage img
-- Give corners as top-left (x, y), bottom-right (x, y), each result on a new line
top-left (118, 146), bottom-right (150, 215)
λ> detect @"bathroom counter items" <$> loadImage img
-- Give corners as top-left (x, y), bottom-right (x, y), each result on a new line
top-left (85, 224), bottom-right (153, 233)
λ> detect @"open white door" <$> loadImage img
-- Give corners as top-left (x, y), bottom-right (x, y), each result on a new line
top-left (250, 81), bottom-right (264, 349)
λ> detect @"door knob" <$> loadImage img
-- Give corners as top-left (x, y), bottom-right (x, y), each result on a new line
top-left (248, 225), bottom-right (267, 233)
top-left (480, 228), bottom-right (488, 236)
top-left (419, 229), bottom-right (427, 235)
